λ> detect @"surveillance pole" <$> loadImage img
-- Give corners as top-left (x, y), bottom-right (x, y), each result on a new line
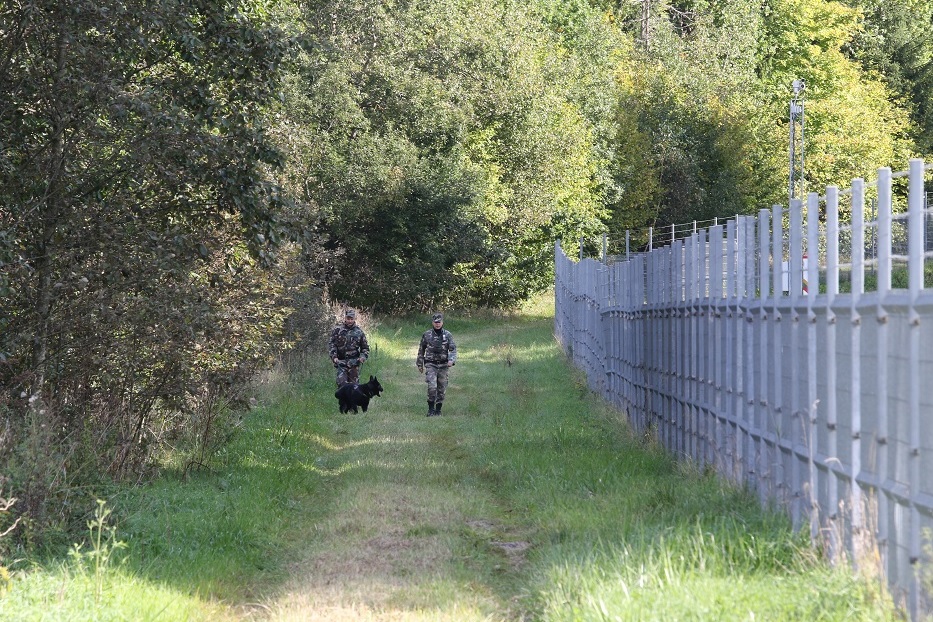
top-left (789, 79), bottom-right (805, 201)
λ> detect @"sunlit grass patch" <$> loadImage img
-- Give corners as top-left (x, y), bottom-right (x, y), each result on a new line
top-left (1, 566), bottom-right (232, 622)
top-left (267, 582), bottom-right (504, 622)
top-left (534, 539), bottom-right (896, 622)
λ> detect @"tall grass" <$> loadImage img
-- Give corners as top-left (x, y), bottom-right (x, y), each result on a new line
top-left (0, 295), bottom-right (901, 620)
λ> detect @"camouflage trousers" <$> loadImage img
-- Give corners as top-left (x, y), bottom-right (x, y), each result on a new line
top-left (424, 364), bottom-right (449, 403)
top-left (336, 364), bottom-right (360, 388)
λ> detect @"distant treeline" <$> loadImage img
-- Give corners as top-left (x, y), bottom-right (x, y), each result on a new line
top-left (0, 0), bottom-right (928, 546)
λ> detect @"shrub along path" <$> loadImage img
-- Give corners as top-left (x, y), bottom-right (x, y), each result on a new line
top-left (2, 298), bottom-right (899, 620)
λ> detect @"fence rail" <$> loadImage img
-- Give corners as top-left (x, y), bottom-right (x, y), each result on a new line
top-left (555, 159), bottom-right (933, 619)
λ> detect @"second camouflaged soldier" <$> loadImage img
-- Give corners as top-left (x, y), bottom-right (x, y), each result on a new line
top-left (328, 308), bottom-right (370, 387)
top-left (416, 312), bottom-right (457, 416)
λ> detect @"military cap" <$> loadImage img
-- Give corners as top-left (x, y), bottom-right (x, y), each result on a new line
top-left (345, 309), bottom-right (356, 318)
top-left (432, 312), bottom-right (443, 322)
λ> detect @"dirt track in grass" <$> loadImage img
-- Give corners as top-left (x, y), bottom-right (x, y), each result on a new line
top-left (257, 314), bottom-right (549, 621)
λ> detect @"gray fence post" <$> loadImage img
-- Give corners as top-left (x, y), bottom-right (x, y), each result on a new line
top-left (806, 192), bottom-right (820, 542)
top-left (850, 178), bottom-right (864, 543)
top-left (875, 169), bottom-right (892, 582)
top-left (907, 158), bottom-right (924, 619)
top-left (824, 185), bottom-right (840, 563)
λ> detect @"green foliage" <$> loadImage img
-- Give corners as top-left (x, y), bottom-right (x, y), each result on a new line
top-left (843, 0), bottom-right (933, 152)
top-left (278, 0), bottom-right (607, 310)
top-left (0, 0), bottom-right (295, 543)
top-left (594, 0), bottom-right (917, 252)
top-left (602, 0), bottom-right (781, 248)
top-left (67, 500), bottom-right (127, 603)
top-left (756, 0), bottom-right (916, 192)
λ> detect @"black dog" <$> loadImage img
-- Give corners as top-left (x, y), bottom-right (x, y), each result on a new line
top-left (335, 375), bottom-right (384, 413)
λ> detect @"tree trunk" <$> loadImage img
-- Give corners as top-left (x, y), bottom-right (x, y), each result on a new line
top-left (641, 0), bottom-right (651, 50)
top-left (31, 33), bottom-right (68, 395)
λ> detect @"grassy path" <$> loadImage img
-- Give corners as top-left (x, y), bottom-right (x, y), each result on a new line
top-left (266, 314), bottom-right (546, 620)
top-left (263, 307), bottom-right (565, 620)
top-left (1, 299), bottom-right (899, 620)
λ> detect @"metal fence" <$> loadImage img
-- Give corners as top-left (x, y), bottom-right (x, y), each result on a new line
top-left (555, 159), bottom-right (933, 619)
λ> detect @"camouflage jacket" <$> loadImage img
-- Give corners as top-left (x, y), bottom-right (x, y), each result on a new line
top-left (417, 328), bottom-right (457, 368)
top-left (328, 324), bottom-right (370, 364)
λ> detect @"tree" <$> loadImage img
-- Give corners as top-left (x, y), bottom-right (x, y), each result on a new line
top-left (280, 0), bottom-right (607, 310)
top-left (757, 0), bottom-right (915, 196)
top-left (0, 0), bottom-right (291, 530)
top-left (597, 0), bottom-right (915, 247)
top-left (842, 0), bottom-right (933, 153)
top-left (599, 0), bottom-right (779, 247)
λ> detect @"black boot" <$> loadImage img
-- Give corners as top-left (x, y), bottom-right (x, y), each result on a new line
top-left (427, 400), bottom-right (435, 417)
top-left (434, 402), bottom-right (443, 416)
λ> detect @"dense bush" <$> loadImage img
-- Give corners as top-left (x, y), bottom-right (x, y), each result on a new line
top-left (0, 0), bottom-right (294, 546)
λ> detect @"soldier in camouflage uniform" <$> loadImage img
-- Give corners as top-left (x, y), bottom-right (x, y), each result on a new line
top-left (416, 312), bottom-right (457, 417)
top-left (328, 308), bottom-right (370, 387)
